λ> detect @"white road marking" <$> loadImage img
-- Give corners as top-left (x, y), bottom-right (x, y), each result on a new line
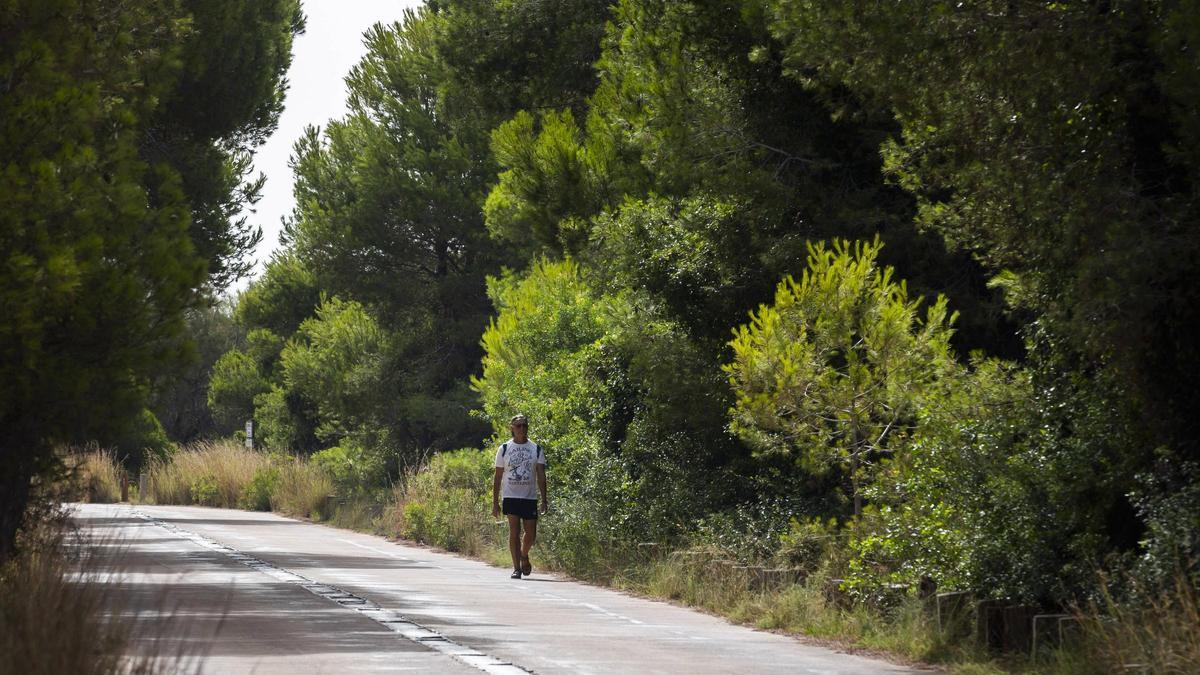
top-left (132, 509), bottom-right (526, 675)
top-left (338, 538), bottom-right (403, 558)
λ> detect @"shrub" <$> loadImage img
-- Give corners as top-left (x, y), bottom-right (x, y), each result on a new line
top-left (401, 502), bottom-right (431, 542)
top-left (311, 441), bottom-right (388, 497)
top-left (390, 449), bottom-right (496, 555)
top-left (775, 517), bottom-right (841, 575)
top-left (239, 467), bottom-right (281, 511)
top-left (189, 475), bottom-right (219, 506)
top-left (726, 238), bottom-right (957, 517)
top-left (106, 408), bottom-right (174, 467)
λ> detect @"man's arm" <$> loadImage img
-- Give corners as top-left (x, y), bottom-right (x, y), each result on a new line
top-left (536, 464), bottom-right (548, 514)
top-left (492, 467), bottom-right (503, 518)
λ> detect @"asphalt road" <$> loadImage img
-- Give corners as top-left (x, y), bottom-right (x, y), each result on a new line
top-left (72, 503), bottom-right (922, 674)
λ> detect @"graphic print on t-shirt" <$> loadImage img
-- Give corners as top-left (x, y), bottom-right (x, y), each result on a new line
top-left (508, 445), bottom-right (533, 484)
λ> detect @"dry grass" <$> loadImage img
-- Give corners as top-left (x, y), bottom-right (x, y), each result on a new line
top-left (145, 440), bottom-right (268, 507)
top-left (143, 440), bottom-right (332, 519)
top-left (634, 549), bottom-right (949, 661)
top-left (1068, 571), bottom-right (1200, 674)
top-left (69, 447), bottom-right (126, 503)
top-left (272, 458), bottom-right (334, 519)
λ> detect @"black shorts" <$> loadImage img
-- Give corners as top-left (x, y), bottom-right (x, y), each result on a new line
top-left (502, 497), bottom-right (538, 520)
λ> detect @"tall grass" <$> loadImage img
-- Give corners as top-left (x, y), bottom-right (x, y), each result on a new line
top-left (630, 548), bottom-right (970, 664)
top-left (272, 458), bottom-right (334, 519)
top-left (144, 440), bottom-right (331, 518)
top-left (145, 440), bottom-right (268, 507)
top-left (1067, 571), bottom-right (1200, 673)
top-left (70, 447), bottom-right (126, 503)
top-left (0, 507), bottom-right (165, 674)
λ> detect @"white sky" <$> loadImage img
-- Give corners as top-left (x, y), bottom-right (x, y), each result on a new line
top-left (233, 0), bottom-right (423, 293)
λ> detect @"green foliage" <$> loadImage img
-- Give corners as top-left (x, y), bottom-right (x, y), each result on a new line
top-left (0, 0), bottom-right (195, 556)
top-left (432, 0), bottom-right (609, 121)
top-left (1131, 461), bottom-right (1200, 589)
top-left (251, 385), bottom-right (317, 453)
top-left (109, 409), bottom-right (174, 467)
top-left (276, 8), bottom-right (498, 458)
top-left (776, 517), bottom-right (840, 575)
top-left (846, 358), bottom-right (1136, 603)
top-left (408, 448), bottom-right (494, 492)
top-left (485, 109), bottom-right (604, 255)
top-left (395, 448), bottom-right (495, 552)
top-left (239, 466), bottom-right (281, 511)
top-left (588, 194), bottom-right (766, 338)
top-left (208, 349), bottom-right (270, 432)
top-left (311, 441), bottom-right (389, 498)
top-left (189, 474), bottom-right (220, 506)
top-left (473, 259), bottom-right (618, 479)
top-left (727, 238), bottom-right (957, 515)
top-left (151, 301), bottom-right (245, 444)
top-left (766, 0), bottom-right (1200, 506)
top-left (150, 0), bottom-right (306, 288)
top-left (279, 298), bottom-right (389, 446)
top-left (236, 254), bottom-right (321, 339)
top-left (474, 259), bottom-right (738, 544)
top-left (0, 0), bottom-right (303, 556)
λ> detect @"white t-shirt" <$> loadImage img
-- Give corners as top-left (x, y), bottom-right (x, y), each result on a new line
top-left (494, 439), bottom-right (545, 500)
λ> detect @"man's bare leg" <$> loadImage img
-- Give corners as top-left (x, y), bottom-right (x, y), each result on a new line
top-left (507, 514), bottom-right (522, 571)
top-left (520, 518), bottom-right (537, 574)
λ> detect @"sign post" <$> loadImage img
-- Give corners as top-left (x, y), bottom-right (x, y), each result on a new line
top-left (245, 420), bottom-right (254, 449)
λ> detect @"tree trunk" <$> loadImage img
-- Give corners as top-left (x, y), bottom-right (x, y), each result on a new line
top-left (851, 453), bottom-right (862, 518)
top-left (0, 447), bottom-right (34, 561)
top-left (850, 417), bottom-right (863, 518)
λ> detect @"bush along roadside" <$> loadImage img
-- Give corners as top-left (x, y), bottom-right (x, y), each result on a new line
top-left (73, 442), bottom-right (1199, 673)
top-left (377, 449), bottom-right (1200, 674)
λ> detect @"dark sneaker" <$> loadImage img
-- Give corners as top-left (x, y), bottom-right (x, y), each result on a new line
top-left (510, 569), bottom-right (522, 579)
top-left (520, 555), bottom-right (532, 576)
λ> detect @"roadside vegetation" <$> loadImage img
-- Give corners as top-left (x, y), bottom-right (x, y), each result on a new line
top-left (7, 0), bottom-right (1200, 673)
top-left (75, 441), bottom-right (1198, 673)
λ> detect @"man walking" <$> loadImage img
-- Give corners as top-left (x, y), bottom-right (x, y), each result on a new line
top-left (492, 414), bottom-right (547, 578)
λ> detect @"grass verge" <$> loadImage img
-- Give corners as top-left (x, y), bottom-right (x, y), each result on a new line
top-left (139, 440), bottom-right (331, 519)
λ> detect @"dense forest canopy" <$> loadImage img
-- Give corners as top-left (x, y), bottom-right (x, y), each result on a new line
top-left (0, 0), bottom-right (304, 556)
top-left (4, 0), bottom-right (1198, 609)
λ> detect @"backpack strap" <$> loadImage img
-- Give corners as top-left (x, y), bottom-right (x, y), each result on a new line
top-left (501, 442), bottom-right (508, 457)
top-left (536, 444), bottom-right (542, 460)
